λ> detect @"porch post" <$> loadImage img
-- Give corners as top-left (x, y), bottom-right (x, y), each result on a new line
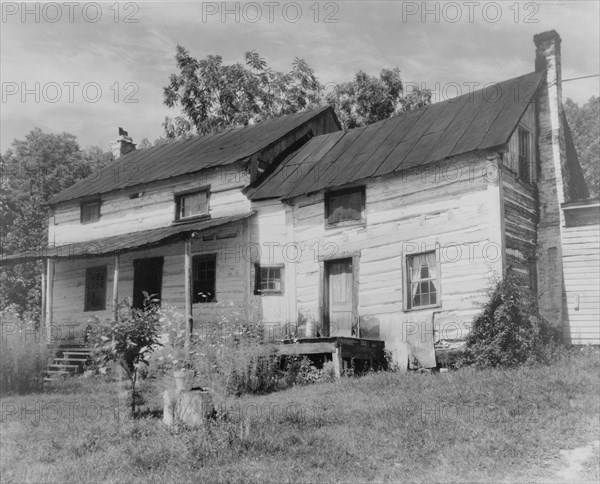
top-left (41, 259), bottom-right (47, 338)
top-left (184, 237), bottom-right (193, 349)
top-left (112, 254), bottom-right (120, 321)
top-left (45, 259), bottom-right (54, 342)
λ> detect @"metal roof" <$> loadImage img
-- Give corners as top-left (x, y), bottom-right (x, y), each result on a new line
top-left (0, 213), bottom-right (253, 265)
top-left (50, 107), bottom-right (335, 204)
top-left (248, 71), bottom-right (545, 201)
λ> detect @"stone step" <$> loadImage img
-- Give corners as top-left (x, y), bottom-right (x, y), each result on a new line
top-left (53, 357), bottom-right (89, 363)
top-left (48, 364), bottom-right (81, 370)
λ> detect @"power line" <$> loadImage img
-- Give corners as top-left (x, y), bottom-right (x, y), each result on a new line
top-left (563, 74), bottom-right (600, 83)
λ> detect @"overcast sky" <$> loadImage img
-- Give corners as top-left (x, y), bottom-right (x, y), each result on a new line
top-left (1, 0), bottom-right (599, 152)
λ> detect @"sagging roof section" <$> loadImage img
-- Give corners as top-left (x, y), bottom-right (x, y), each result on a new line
top-left (0, 213), bottom-right (253, 265)
top-left (50, 106), bottom-right (335, 205)
top-left (248, 71), bottom-right (545, 201)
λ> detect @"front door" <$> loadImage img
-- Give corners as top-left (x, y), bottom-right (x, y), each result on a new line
top-left (325, 258), bottom-right (354, 337)
top-left (133, 257), bottom-right (163, 309)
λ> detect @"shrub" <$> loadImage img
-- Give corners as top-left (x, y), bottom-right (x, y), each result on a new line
top-left (0, 305), bottom-right (50, 395)
top-left (91, 294), bottom-right (162, 414)
top-left (459, 271), bottom-right (559, 368)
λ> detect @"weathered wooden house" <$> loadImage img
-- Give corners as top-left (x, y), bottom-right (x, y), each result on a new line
top-left (2, 30), bottom-right (598, 370)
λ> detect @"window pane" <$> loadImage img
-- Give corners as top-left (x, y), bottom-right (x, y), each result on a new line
top-left (257, 266), bottom-right (283, 293)
top-left (179, 191), bottom-right (208, 219)
top-left (193, 255), bottom-right (216, 303)
top-left (407, 251), bottom-right (438, 308)
top-left (85, 266), bottom-right (106, 311)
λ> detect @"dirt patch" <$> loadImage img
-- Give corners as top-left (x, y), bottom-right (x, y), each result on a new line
top-left (552, 440), bottom-right (600, 483)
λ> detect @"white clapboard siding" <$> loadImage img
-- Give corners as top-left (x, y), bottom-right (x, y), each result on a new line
top-left (561, 203), bottom-right (600, 344)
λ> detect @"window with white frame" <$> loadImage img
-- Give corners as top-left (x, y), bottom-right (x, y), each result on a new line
top-left (254, 265), bottom-right (284, 295)
top-left (175, 190), bottom-right (209, 221)
top-left (405, 251), bottom-right (439, 310)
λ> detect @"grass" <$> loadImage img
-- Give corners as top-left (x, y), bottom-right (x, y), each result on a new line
top-left (1, 347), bottom-right (599, 483)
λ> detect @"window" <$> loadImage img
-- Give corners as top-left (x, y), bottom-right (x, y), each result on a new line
top-left (405, 252), bottom-right (439, 310)
top-left (325, 187), bottom-right (365, 227)
top-left (80, 200), bottom-right (101, 223)
top-left (254, 265), bottom-right (284, 295)
top-left (192, 254), bottom-right (216, 303)
top-left (518, 127), bottom-right (532, 183)
top-left (175, 190), bottom-right (209, 221)
top-left (84, 266), bottom-right (107, 311)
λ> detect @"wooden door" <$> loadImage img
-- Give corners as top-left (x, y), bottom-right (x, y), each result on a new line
top-left (133, 257), bottom-right (163, 309)
top-left (325, 258), bottom-right (353, 337)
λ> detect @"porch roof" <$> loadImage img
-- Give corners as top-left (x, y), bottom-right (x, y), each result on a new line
top-left (0, 212), bottom-right (253, 265)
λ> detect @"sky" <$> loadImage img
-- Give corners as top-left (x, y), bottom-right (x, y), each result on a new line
top-left (1, 0), bottom-right (599, 152)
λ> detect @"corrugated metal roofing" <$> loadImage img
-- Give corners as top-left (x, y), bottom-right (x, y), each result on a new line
top-left (248, 71), bottom-right (544, 201)
top-left (50, 107), bottom-right (334, 204)
top-left (0, 213), bottom-right (253, 265)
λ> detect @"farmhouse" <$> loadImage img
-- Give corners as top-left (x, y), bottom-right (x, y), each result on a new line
top-left (2, 30), bottom-right (598, 370)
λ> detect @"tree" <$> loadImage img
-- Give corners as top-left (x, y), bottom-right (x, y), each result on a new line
top-left (93, 295), bottom-right (162, 415)
top-left (564, 96), bottom-right (600, 198)
top-left (162, 48), bottom-right (430, 137)
top-left (326, 68), bottom-right (431, 129)
top-left (0, 129), bottom-right (113, 316)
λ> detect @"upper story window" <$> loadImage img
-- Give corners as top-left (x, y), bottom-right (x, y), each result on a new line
top-left (254, 264), bottom-right (284, 295)
top-left (80, 200), bottom-right (101, 224)
top-left (405, 251), bottom-right (440, 310)
top-left (325, 187), bottom-right (365, 227)
top-left (175, 189), bottom-right (209, 221)
top-left (518, 127), bottom-right (532, 184)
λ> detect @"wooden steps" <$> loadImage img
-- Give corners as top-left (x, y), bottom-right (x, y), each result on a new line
top-left (45, 346), bottom-right (92, 380)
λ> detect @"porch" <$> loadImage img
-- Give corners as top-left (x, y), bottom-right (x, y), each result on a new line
top-left (273, 336), bottom-right (386, 377)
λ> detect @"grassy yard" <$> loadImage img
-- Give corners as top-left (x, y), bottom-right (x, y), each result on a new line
top-left (1, 348), bottom-right (599, 483)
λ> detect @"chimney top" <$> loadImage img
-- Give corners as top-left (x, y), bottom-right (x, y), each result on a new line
top-left (112, 127), bottom-right (136, 159)
top-left (534, 30), bottom-right (561, 47)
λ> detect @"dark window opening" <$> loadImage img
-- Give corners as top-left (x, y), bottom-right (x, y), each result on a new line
top-left (325, 187), bottom-right (365, 226)
top-left (193, 254), bottom-right (216, 303)
top-left (84, 266), bottom-right (107, 311)
top-left (80, 200), bottom-right (101, 224)
top-left (518, 128), bottom-right (531, 184)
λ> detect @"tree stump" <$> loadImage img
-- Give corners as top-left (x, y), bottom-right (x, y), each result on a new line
top-left (163, 389), bottom-right (214, 427)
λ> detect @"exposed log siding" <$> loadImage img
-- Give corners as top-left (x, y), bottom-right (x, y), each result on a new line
top-left (501, 167), bottom-right (538, 286)
top-left (285, 154), bottom-right (500, 366)
top-left (51, 221), bottom-right (250, 341)
top-left (51, 164), bottom-right (250, 245)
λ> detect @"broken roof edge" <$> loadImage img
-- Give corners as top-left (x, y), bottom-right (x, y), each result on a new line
top-left (0, 212), bottom-right (255, 266)
top-left (49, 106), bottom-right (338, 205)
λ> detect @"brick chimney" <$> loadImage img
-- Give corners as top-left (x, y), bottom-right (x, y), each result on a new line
top-left (111, 127), bottom-right (136, 159)
top-left (534, 30), bottom-right (567, 336)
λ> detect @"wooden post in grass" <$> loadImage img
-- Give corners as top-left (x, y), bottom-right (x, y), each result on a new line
top-left (45, 259), bottom-right (54, 343)
top-left (184, 237), bottom-right (193, 349)
top-left (41, 259), bottom-right (47, 339)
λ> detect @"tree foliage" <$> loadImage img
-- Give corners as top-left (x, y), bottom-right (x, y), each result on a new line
top-left (162, 47), bottom-right (430, 137)
top-left (564, 96), bottom-right (600, 198)
top-left (0, 129), bottom-right (112, 316)
top-left (92, 294), bottom-right (162, 415)
top-left (325, 68), bottom-right (431, 129)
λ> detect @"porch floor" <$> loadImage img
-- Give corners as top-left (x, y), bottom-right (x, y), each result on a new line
top-left (273, 337), bottom-right (386, 376)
